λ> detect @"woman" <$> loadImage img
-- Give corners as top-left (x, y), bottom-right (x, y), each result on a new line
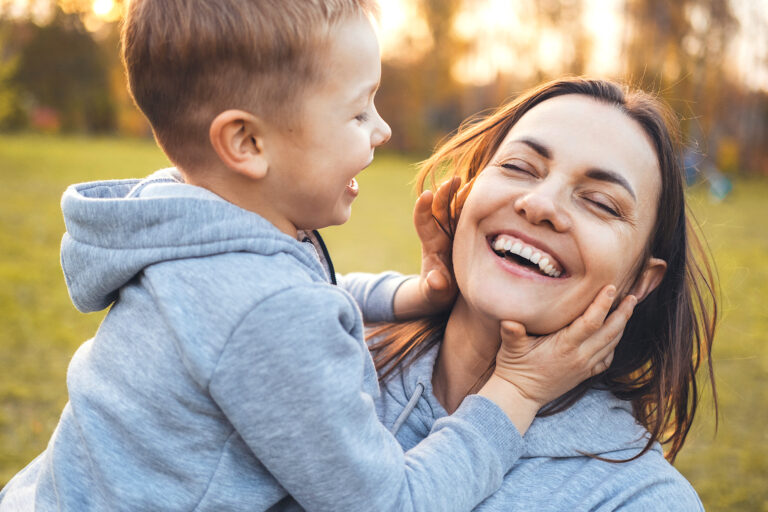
top-left (371, 78), bottom-right (717, 511)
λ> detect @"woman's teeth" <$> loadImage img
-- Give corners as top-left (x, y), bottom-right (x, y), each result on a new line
top-left (492, 235), bottom-right (562, 278)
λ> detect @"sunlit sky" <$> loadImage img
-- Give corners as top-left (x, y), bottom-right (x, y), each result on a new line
top-left (377, 0), bottom-right (625, 83)
top-left (3, 0), bottom-right (767, 90)
top-left (377, 0), bottom-right (767, 90)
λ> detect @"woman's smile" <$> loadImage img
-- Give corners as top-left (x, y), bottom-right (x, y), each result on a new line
top-left (489, 233), bottom-right (565, 278)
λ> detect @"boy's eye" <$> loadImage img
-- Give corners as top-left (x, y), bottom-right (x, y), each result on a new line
top-left (355, 112), bottom-right (370, 122)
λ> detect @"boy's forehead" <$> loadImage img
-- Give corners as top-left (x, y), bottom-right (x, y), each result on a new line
top-left (310, 16), bottom-right (382, 102)
top-left (351, 81), bottom-right (380, 102)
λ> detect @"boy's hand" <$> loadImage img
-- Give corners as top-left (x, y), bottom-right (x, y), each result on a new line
top-left (495, 285), bottom-right (636, 406)
top-left (393, 178), bottom-right (467, 320)
top-left (479, 286), bottom-right (637, 434)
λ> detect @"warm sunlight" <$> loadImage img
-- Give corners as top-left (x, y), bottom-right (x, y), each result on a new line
top-left (376, 0), bottom-right (626, 85)
top-left (376, 0), bottom-right (432, 61)
top-left (91, 0), bottom-right (113, 17)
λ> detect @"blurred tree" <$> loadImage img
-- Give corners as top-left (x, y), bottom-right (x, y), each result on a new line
top-left (533, 0), bottom-right (591, 78)
top-left (0, 20), bottom-right (24, 130)
top-left (378, 0), bottom-right (467, 152)
top-left (622, 0), bottom-right (738, 151)
top-left (9, 7), bottom-right (116, 132)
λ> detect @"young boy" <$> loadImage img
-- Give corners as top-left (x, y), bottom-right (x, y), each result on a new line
top-left (0, 1), bottom-right (630, 510)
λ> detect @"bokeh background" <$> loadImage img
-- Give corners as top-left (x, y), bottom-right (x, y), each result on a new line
top-left (1, 0), bottom-right (767, 510)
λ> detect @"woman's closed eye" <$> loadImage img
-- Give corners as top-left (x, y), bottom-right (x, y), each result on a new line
top-left (583, 194), bottom-right (622, 218)
top-left (500, 160), bottom-right (538, 177)
top-left (355, 111), bottom-right (370, 123)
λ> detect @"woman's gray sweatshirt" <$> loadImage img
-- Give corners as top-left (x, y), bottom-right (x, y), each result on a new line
top-left (376, 342), bottom-right (705, 511)
top-left (0, 170), bottom-right (522, 512)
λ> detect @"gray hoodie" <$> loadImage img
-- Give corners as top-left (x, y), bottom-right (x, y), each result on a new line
top-left (0, 169), bottom-right (522, 512)
top-left (377, 342), bottom-right (705, 511)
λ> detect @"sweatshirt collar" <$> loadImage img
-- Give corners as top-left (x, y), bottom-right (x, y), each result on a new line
top-left (393, 338), bottom-right (657, 458)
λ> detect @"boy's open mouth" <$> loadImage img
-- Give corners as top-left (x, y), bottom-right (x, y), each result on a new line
top-left (489, 234), bottom-right (564, 278)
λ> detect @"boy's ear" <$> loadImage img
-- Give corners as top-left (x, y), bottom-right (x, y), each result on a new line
top-left (629, 257), bottom-right (667, 302)
top-left (209, 110), bottom-right (269, 180)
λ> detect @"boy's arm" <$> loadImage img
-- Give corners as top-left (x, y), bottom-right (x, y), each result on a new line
top-left (209, 284), bottom-right (522, 512)
top-left (336, 271), bottom-right (411, 324)
top-left (338, 179), bottom-right (466, 323)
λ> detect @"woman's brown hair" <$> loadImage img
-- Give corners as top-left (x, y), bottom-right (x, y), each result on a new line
top-left (370, 77), bottom-right (718, 462)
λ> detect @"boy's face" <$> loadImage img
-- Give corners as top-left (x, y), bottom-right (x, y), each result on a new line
top-left (263, 14), bottom-right (391, 234)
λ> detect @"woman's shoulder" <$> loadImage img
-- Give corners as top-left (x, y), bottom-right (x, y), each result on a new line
top-left (592, 448), bottom-right (703, 510)
top-left (479, 447), bottom-right (703, 511)
top-left (487, 388), bottom-right (704, 511)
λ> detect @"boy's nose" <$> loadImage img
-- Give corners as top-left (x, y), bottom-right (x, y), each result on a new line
top-left (372, 110), bottom-right (391, 147)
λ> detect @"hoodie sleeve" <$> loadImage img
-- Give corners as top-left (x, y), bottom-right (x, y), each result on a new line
top-left (208, 284), bottom-right (522, 512)
top-left (336, 271), bottom-right (412, 323)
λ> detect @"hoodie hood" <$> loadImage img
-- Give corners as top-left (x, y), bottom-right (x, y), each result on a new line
top-left (60, 169), bottom-right (327, 313)
top-left (383, 342), bottom-right (654, 459)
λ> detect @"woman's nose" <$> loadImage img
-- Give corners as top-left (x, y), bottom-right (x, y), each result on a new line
top-left (513, 188), bottom-right (571, 232)
top-left (372, 107), bottom-right (392, 147)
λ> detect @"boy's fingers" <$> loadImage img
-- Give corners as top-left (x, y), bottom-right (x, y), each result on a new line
top-left (587, 329), bottom-right (624, 370)
top-left (433, 177), bottom-right (460, 210)
top-left (451, 181), bottom-right (472, 224)
top-left (413, 190), bottom-right (434, 234)
top-left (562, 285), bottom-right (616, 346)
top-left (425, 269), bottom-right (449, 293)
top-left (590, 352), bottom-right (615, 377)
top-left (499, 320), bottom-right (527, 343)
top-left (604, 295), bottom-right (637, 338)
top-left (432, 177), bottom-right (461, 228)
top-left (580, 294), bottom-right (637, 355)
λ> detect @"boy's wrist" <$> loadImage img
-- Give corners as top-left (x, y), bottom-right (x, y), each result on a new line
top-left (477, 374), bottom-right (540, 435)
top-left (392, 276), bottom-right (426, 320)
top-left (392, 276), bottom-right (443, 320)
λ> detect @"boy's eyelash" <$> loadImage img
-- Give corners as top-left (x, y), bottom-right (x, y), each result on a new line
top-left (355, 112), bottom-right (370, 122)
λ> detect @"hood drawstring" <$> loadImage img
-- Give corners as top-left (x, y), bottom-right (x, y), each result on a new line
top-left (391, 383), bottom-right (424, 436)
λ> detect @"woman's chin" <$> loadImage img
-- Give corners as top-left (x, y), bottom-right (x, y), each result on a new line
top-left (515, 318), bottom-right (570, 337)
top-left (487, 303), bottom-right (580, 336)
top-left (459, 288), bottom-right (585, 337)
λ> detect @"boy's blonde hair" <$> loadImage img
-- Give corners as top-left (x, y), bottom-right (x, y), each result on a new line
top-left (122, 0), bottom-right (378, 170)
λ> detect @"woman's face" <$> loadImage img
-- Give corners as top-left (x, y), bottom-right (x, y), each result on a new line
top-left (453, 94), bottom-right (664, 335)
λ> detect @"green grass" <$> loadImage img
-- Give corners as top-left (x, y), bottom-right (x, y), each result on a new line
top-left (1, 134), bottom-right (767, 510)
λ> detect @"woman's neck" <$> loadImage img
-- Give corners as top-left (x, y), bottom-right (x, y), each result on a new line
top-left (432, 296), bottom-right (502, 414)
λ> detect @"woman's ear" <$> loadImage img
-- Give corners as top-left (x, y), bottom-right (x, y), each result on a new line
top-left (209, 110), bottom-right (269, 180)
top-left (630, 257), bottom-right (667, 302)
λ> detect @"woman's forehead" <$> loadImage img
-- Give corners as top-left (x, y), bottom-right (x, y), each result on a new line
top-left (497, 94), bottom-right (661, 201)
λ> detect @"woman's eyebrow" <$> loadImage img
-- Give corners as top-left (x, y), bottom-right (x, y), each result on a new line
top-left (511, 138), bottom-right (552, 159)
top-left (585, 168), bottom-right (637, 201)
